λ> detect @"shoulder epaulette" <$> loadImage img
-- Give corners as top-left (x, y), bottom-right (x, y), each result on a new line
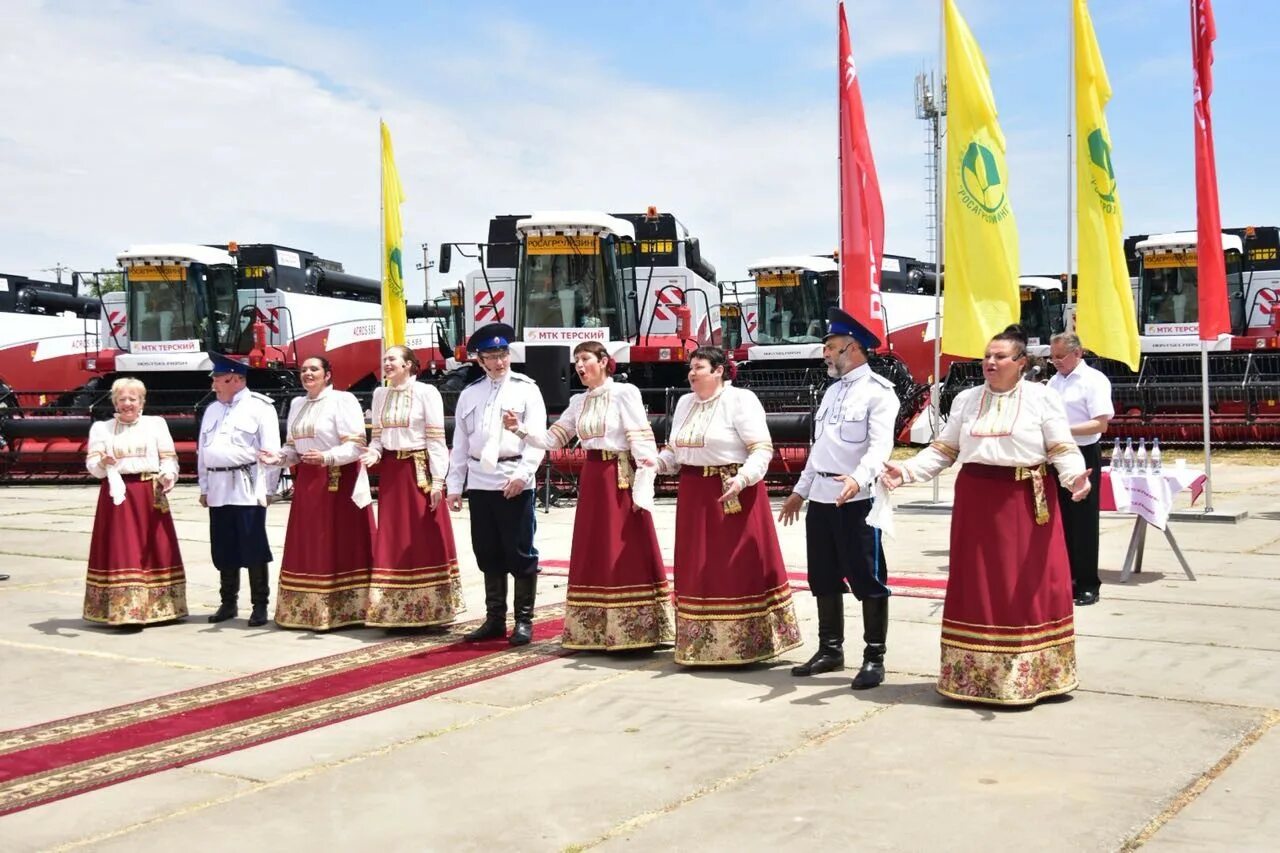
top-left (510, 373), bottom-right (536, 384)
top-left (249, 391), bottom-right (276, 405)
top-left (869, 372), bottom-right (895, 389)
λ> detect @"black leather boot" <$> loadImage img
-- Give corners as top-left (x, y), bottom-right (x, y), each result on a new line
top-left (791, 595), bottom-right (845, 676)
top-left (464, 573), bottom-right (508, 642)
top-left (851, 597), bottom-right (888, 690)
top-left (247, 564), bottom-right (271, 627)
top-left (508, 575), bottom-right (537, 646)
top-left (207, 568), bottom-right (240, 623)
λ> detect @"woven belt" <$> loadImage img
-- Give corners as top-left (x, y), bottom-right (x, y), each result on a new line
top-left (1013, 463), bottom-right (1050, 525)
top-left (121, 472), bottom-right (170, 514)
top-left (589, 449), bottom-right (635, 490)
top-left (683, 464), bottom-right (743, 515)
top-left (395, 448), bottom-right (434, 494)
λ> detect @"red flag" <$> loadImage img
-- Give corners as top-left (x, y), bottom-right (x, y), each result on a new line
top-left (838, 2), bottom-right (886, 345)
top-left (1192, 0), bottom-right (1229, 340)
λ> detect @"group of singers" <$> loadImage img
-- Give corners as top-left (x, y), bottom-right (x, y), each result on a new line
top-left (80, 309), bottom-right (1097, 707)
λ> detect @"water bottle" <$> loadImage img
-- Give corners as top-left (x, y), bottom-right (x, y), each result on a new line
top-left (1111, 437), bottom-right (1121, 470)
top-left (1134, 438), bottom-right (1148, 474)
top-left (1150, 437), bottom-right (1162, 474)
top-left (1123, 438), bottom-right (1135, 472)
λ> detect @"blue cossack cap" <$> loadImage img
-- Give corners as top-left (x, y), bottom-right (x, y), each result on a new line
top-left (823, 307), bottom-right (881, 350)
top-left (209, 352), bottom-right (249, 376)
top-left (468, 322), bottom-right (516, 353)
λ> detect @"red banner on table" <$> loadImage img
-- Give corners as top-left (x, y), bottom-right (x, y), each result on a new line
top-left (1192, 0), bottom-right (1229, 341)
top-left (838, 1), bottom-right (886, 345)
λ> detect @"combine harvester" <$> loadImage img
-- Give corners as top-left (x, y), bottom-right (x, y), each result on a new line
top-left (1102, 225), bottom-right (1280, 445)
top-left (0, 272), bottom-right (102, 407)
top-left (0, 242), bottom-right (459, 482)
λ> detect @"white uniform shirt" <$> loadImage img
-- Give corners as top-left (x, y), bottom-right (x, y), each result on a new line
top-left (655, 383), bottom-right (774, 488)
top-left (447, 371), bottom-right (547, 494)
top-left (902, 381), bottom-right (1086, 489)
top-left (86, 415), bottom-right (179, 480)
top-left (793, 364), bottom-right (900, 504)
top-left (1047, 360), bottom-right (1114, 447)
top-left (277, 387), bottom-right (367, 467)
top-left (366, 379), bottom-right (449, 488)
top-left (522, 378), bottom-right (658, 461)
top-left (197, 387), bottom-right (282, 507)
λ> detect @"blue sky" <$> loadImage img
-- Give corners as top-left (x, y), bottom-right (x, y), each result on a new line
top-left (3, 0), bottom-right (1276, 299)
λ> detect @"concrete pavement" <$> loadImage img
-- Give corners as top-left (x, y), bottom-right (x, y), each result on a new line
top-left (0, 463), bottom-right (1276, 852)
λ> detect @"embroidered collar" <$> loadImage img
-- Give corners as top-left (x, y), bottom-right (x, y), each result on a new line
top-left (692, 383), bottom-right (727, 405)
top-left (305, 386), bottom-right (333, 402)
top-left (584, 378), bottom-right (613, 398)
top-left (391, 377), bottom-right (416, 392)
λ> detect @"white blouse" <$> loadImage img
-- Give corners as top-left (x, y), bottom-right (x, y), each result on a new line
top-left (656, 383), bottom-right (774, 488)
top-left (366, 379), bottom-right (449, 487)
top-left (522, 379), bottom-right (658, 461)
top-left (278, 386), bottom-right (367, 467)
top-left (902, 380), bottom-right (1086, 489)
top-left (86, 415), bottom-right (179, 480)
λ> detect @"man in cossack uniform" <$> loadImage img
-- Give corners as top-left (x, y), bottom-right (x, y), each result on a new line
top-left (198, 353), bottom-right (281, 627)
top-left (446, 323), bottom-right (547, 645)
top-left (778, 308), bottom-right (899, 689)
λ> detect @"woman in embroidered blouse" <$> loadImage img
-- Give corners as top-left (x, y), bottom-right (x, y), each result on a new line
top-left (654, 346), bottom-right (801, 665)
top-left (362, 345), bottom-right (463, 628)
top-left (882, 325), bottom-right (1092, 706)
top-left (503, 340), bottom-right (672, 651)
top-left (259, 356), bottom-right (374, 630)
top-left (84, 377), bottom-right (187, 627)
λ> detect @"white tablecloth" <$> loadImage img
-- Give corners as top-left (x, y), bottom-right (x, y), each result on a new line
top-left (1104, 467), bottom-right (1206, 531)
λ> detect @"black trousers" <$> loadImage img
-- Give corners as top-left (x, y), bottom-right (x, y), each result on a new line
top-left (209, 505), bottom-right (272, 572)
top-left (805, 500), bottom-right (890, 600)
top-left (1058, 442), bottom-right (1102, 595)
top-left (467, 489), bottom-right (540, 578)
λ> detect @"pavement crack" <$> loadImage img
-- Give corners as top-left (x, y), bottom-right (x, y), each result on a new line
top-left (1119, 710), bottom-right (1280, 850)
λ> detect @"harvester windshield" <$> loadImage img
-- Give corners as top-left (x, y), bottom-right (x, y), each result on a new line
top-left (125, 262), bottom-right (241, 352)
top-left (1135, 234), bottom-right (1244, 334)
top-left (515, 214), bottom-right (636, 340)
top-left (754, 268), bottom-right (836, 344)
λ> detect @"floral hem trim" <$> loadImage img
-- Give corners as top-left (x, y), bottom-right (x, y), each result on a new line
top-left (674, 600), bottom-right (803, 666)
top-left (561, 599), bottom-right (673, 651)
top-left (83, 583), bottom-right (188, 626)
top-left (274, 588), bottom-right (369, 631)
top-left (365, 578), bottom-right (466, 628)
top-left (936, 641), bottom-right (1078, 706)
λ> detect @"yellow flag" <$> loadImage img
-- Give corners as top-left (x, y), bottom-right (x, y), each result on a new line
top-left (943, 0), bottom-right (1020, 358)
top-left (381, 120), bottom-right (407, 349)
top-left (1074, 0), bottom-right (1139, 370)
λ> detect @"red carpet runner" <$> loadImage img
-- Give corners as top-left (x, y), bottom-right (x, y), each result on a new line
top-left (0, 607), bottom-right (568, 817)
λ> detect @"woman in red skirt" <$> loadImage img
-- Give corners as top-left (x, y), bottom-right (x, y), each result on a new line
top-left (503, 340), bottom-right (671, 651)
top-left (363, 345), bottom-right (463, 628)
top-left (260, 356), bottom-right (374, 630)
top-left (84, 377), bottom-right (186, 627)
top-left (884, 325), bottom-right (1092, 706)
top-left (655, 346), bottom-right (802, 666)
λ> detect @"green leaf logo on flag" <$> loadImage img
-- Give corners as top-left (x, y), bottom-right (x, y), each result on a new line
top-left (1087, 128), bottom-right (1117, 206)
top-left (958, 139), bottom-right (1010, 221)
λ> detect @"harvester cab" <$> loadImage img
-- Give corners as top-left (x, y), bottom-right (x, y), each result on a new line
top-left (440, 210), bottom-right (720, 412)
top-left (1018, 276), bottom-right (1068, 352)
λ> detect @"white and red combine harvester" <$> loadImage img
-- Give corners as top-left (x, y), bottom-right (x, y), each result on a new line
top-left (442, 209), bottom-right (721, 413)
top-left (0, 272), bottom-right (101, 406)
top-left (0, 242), bottom-right (453, 481)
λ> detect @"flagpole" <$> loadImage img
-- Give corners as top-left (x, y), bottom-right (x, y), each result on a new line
top-left (378, 120), bottom-right (386, 378)
top-left (1066, 0), bottom-right (1074, 309)
top-left (932, 0), bottom-right (945, 505)
top-left (1201, 341), bottom-right (1214, 511)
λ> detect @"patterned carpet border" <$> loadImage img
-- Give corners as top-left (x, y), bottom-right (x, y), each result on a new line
top-left (0, 606), bottom-right (568, 817)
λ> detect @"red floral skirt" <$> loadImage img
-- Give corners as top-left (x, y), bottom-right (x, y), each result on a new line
top-left (937, 463), bottom-right (1078, 705)
top-left (672, 466), bottom-right (801, 665)
top-left (366, 451), bottom-right (463, 627)
top-left (561, 452), bottom-right (672, 650)
top-left (85, 475), bottom-right (187, 626)
top-left (275, 462), bottom-right (374, 630)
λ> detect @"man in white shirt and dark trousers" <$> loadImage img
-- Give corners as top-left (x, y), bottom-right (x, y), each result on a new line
top-left (447, 323), bottom-right (547, 645)
top-left (779, 309), bottom-right (900, 690)
top-left (1048, 332), bottom-right (1114, 606)
top-left (198, 353), bottom-right (282, 626)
